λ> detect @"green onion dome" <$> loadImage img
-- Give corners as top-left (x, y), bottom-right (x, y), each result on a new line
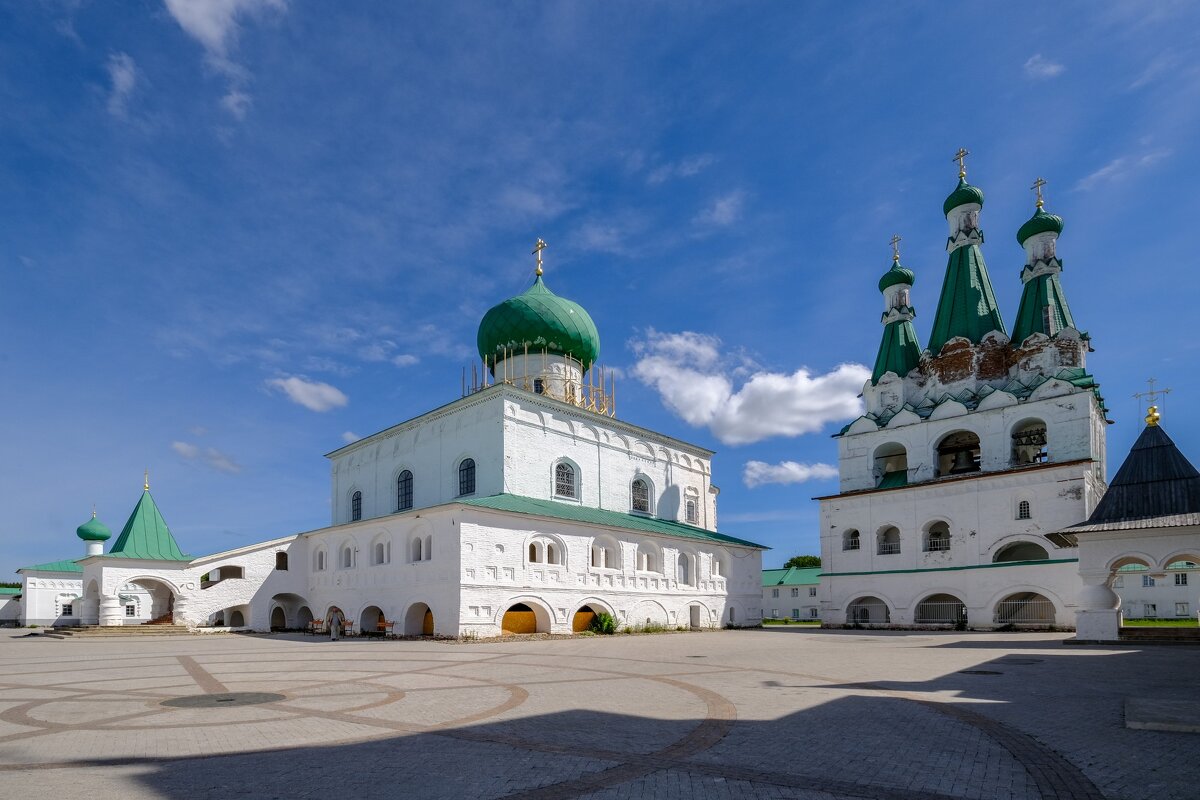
top-left (943, 177), bottom-right (985, 217)
top-left (76, 515), bottom-right (112, 542)
top-left (878, 259), bottom-right (916, 292)
top-left (477, 275), bottom-right (601, 370)
top-left (1016, 206), bottom-right (1064, 245)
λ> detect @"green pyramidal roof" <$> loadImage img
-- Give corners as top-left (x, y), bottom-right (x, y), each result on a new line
top-left (872, 318), bottom-right (921, 384)
top-left (477, 276), bottom-right (600, 371)
top-left (1011, 272), bottom-right (1076, 345)
top-left (108, 490), bottom-right (189, 561)
top-left (927, 243), bottom-right (1007, 354)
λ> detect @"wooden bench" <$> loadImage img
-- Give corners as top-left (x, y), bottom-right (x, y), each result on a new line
top-left (377, 619), bottom-right (396, 638)
top-left (307, 620), bottom-right (326, 636)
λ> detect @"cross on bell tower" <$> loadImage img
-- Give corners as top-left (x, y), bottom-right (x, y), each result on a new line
top-left (1133, 378), bottom-right (1172, 426)
top-left (890, 234), bottom-right (902, 262)
top-left (1031, 177), bottom-right (1047, 209)
top-left (952, 147), bottom-right (970, 179)
top-left (532, 238), bottom-right (547, 277)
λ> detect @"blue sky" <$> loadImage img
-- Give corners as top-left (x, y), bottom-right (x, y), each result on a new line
top-left (3, 2), bottom-right (1199, 577)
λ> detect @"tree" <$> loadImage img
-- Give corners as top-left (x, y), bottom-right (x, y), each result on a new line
top-left (783, 555), bottom-right (821, 569)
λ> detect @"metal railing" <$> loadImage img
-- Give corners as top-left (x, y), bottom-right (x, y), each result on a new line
top-left (877, 541), bottom-right (901, 555)
top-left (846, 602), bottom-right (891, 624)
top-left (923, 538), bottom-right (951, 552)
top-left (843, 539), bottom-right (861, 551)
top-left (915, 601), bottom-right (967, 624)
top-left (994, 599), bottom-right (1056, 624)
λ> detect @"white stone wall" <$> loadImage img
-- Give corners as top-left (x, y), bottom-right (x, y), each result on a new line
top-left (18, 572), bottom-right (82, 626)
top-left (0, 596), bottom-right (18, 624)
top-left (1113, 565), bottom-right (1200, 619)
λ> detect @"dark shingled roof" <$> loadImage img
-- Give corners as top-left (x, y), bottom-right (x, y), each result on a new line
top-left (1072, 424), bottom-right (1200, 532)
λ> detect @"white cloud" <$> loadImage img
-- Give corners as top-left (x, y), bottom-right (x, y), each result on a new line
top-left (163, 0), bottom-right (285, 119)
top-left (341, 431), bottom-right (360, 444)
top-left (266, 375), bottom-right (349, 412)
top-left (105, 52), bottom-right (138, 118)
top-left (171, 440), bottom-right (242, 474)
top-left (742, 460), bottom-right (838, 488)
top-left (391, 354), bottom-right (419, 367)
top-left (646, 154), bottom-right (715, 185)
top-left (631, 329), bottom-right (869, 445)
top-left (1023, 54), bottom-right (1065, 80)
top-left (1074, 148), bottom-right (1171, 191)
top-left (692, 190), bottom-right (745, 228)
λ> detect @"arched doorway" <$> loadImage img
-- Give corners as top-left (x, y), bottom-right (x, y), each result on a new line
top-left (270, 607), bottom-right (286, 630)
top-left (404, 602), bottom-right (434, 636)
top-left (572, 605), bottom-right (598, 632)
top-left (994, 592), bottom-right (1055, 625)
top-left (360, 605), bottom-right (384, 636)
top-left (123, 578), bottom-right (177, 625)
top-left (846, 596), bottom-right (890, 624)
top-left (915, 593), bottom-right (966, 625)
top-left (502, 603), bottom-right (539, 635)
top-left (269, 593), bottom-right (308, 631)
top-left (297, 606), bottom-right (314, 628)
top-left (229, 608), bottom-right (245, 627)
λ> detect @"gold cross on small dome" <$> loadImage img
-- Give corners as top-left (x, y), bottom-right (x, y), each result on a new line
top-left (1031, 177), bottom-right (1047, 209)
top-left (890, 234), bottom-right (902, 262)
top-left (952, 147), bottom-right (970, 178)
top-left (532, 238), bottom-right (547, 276)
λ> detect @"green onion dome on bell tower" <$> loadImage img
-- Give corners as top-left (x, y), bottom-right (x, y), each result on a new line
top-left (943, 177), bottom-right (985, 217)
top-left (1016, 206), bottom-right (1064, 245)
top-left (76, 511), bottom-right (112, 542)
top-left (476, 240), bottom-right (601, 371)
top-left (878, 259), bottom-right (916, 292)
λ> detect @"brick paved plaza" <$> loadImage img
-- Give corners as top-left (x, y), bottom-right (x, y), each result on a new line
top-left (0, 628), bottom-right (1196, 800)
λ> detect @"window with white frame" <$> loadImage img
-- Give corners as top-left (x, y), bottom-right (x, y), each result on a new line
top-left (1176, 573), bottom-right (1189, 586)
top-left (1145, 603), bottom-right (1157, 617)
top-left (412, 537), bottom-right (423, 562)
top-left (126, 604), bottom-right (136, 617)
top-left (554, 462), bottom-right (577, 499)
top-left (341, 546), bottom-right (354, 568)
top-left (1143, 575), bottom-right (1155, 587)
top-left (636, 546), bottom-right (657, 572)
top-left (809, 587), bottom-right (817, 597)
top-left (1177, 603), bottom-right (1190, 616)
top-left (61, 603), bottom-right (73, 617)
top-left (315, 550), bottom-right (326, 571)
top-left (771, 588), bottom-right (779, 598)
top-left (791, 587), bottom-right (799, 597)
top-left (771, 609), bottom-right (779, 618)
top-left (685, 497), bottom-right (698, 524)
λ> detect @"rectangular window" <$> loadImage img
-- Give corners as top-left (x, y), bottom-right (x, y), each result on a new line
top-left (1145, 603), bottom-right (1157, 617)
top-left (126, 605), bottom-right (136, 617)
top-left (1176, 603), bottom-right (1190, 616)
top-left (61, 604), bottom-right (73, 616)
top-left (809, 587), bottom-right (817, 597)
top-left (809, 608), bottom-right (819, 619)
top-left (791, 608), bottom-right (799, 619)
top-left (771, 588), bottom-right (779, 598)
top-left (771, 609), bottom-right (779, 618)
top-left (1143, 575), bottom-right (1156, 588)
top-left (1176, 573), bottom-right (1189, 586)
top-left (1113, 576), bottom-right (1124, 588)
top-left (791, 588), bottom-right (799, 597)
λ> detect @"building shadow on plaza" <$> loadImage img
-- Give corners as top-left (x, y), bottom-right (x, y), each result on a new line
top-left (104, 639), bottom-right (1198, 800)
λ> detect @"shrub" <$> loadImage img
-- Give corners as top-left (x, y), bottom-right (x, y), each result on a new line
top-left (589, 612), bottom-right (617, 635)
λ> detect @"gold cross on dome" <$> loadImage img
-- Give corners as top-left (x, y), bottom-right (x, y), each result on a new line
top-left (1133, 377), bottom-right (1172, 425)
top-left (889, 234), bottom-right (902, 262)
top-left (1031, 177), bottom-right (1047, 209)
top-left (532, 238), bottom-right (547, 276)
top-left (952, 147), bottom-right (970, 178)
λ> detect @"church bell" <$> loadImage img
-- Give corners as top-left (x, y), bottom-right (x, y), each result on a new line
top-left (949, 449), bottom-right (977, 474)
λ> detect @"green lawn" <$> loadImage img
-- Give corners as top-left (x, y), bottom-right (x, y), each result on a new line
top-left (762, 618), bottom-right (821, 626)
top-left (1123, 618), bottom-right (1199, 627)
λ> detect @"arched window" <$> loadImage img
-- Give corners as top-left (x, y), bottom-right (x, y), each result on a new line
top-left (685, 498), bottom-right (698, 525)
top-left (590, 538), bottom-right (618, 569)
top-left (1012, 420), bottom-right (1049, 465)
top-left (315, 550), bottom-right (326, 571)
top-left (677, 553), bottom-right (692, 585)
top-left (374, 542), bottom-right (386, 565)
top-left (637, 546), bottom-right (658, 572)
top-left (275, 552), bottom-right (288, 571)
top-left (842, 529), bottom-right (861, 551)
top-left (529, 542), bottom-right (540, 563)
top-left (458, 458), bottom-right (476, 496)
top-left (711, 554), bottom-right (723, 576)
top-left (554, 462), bottom-right (576, 498)
top-left (877, 526), bottom-right (901, 555)
top-left (341, 546), bottom-right (353, 568)
top-left (935, 431), bottom-right (981, 477)
top-left (1017, 500), bottom-right (1032, 520)
top-left (412, 537), bottom-right (423, 562)
top-left (424, 535), bottom-right (432, 560)
top-left (924, 521), bottom-right (951, 552)
top-left (631, 478), bottom-right (650, 513)
top-left (351, 491), bottom-right (363, 521)
top-left (545, 543), bottom-right (557, 564)
top-left (873, 443), bottom-right (908, 487)
top-left (396, 470), bottom-right (413, 511)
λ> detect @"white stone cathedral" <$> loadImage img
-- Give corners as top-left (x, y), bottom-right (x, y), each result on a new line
top-left (818, 158), bottom-right (1111, 628)
top-left (16, 244), bottom-right (765, 635)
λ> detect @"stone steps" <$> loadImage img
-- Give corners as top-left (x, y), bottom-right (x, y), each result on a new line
top-left (1118, 627), bottom-right (1200, 645)
top-left (52, 625), bottom-right (193, 637)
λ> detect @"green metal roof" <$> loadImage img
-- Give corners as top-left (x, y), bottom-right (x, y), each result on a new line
top-left (1010, 272), bottom-right (1076, 345)
top-left (0, 587), bottom-right (21, 596)
top-left (1017, 206), bottom-right (1064, 245)
top-left (108, 490), bottom-right (190, 561)
top-left (822, 557), bottom-right (1078, 578)
top-left (872, 319), bottom-right (921, 384)
top-left (19, 558), bottom-right (83, 573)
top-left (927, 242), bottom-right (1007, 354)
top-left (458, 493), bottom-right (767, 549)
top-left (876, 470), bottom-right (908, 489)
top-left (762, 567), bottom-right (821, 587)
top-left (943, 178), bottom-right (984, 217)
top-left (76, 515), bottom-right (112, 542)
top-left (878, 259), bottom-right (915, 292)
top-left (477, 276), bottom-right (600, 371)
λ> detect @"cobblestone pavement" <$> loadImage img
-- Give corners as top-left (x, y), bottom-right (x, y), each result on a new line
top-left (0, 628), bottom-right (1196, 799)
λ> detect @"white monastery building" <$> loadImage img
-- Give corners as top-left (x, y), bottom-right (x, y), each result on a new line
top-left (818, 158), bottom-right (1112, 629)
top-left (16, 244), bottom-right (766, 635)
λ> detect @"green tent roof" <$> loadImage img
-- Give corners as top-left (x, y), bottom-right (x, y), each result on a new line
top-left (872, 319), bottom-right (921, 384)
top-left (1010, 272), bottom-right (1076, 345)
top-left (927, 242), bottom-right (1007, 354)
top-left (19, 558), bottom-right (83, 573)
top-left (477, 276), bottom-right (600, 371)
top-left (458, 493), bottom-right (766, 549)
top-left (762, 567), bottom-right (821, 586)
top-left (108, 490), bottom-right (189, 561)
